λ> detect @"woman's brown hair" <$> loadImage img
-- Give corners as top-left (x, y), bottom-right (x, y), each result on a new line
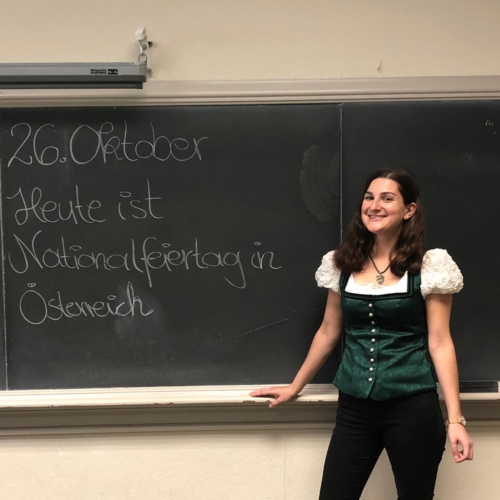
top-left (334, 168), bottom-right (425, 276)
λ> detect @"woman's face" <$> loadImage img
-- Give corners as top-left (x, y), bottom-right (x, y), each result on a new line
top-left (361, 178), bottom-right (416, 237)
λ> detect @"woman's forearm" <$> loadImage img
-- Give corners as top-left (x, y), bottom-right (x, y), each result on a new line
top-left (426, 295), bottom-right (473, 462)
top-left (289, 325), bottom-right (341, 394)
top-left (429, 341), bottom-right (461, 418)
top-left (426, 294), bottom-right (462, 419)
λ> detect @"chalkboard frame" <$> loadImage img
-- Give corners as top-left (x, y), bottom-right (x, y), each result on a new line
top-left (3, 75), bottom-right (500, 108)
top-left (1, 76), bottom-right (500, 413)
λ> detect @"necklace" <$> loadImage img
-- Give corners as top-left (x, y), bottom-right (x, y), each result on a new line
top-left (369, 255), bottom-right (391, 286)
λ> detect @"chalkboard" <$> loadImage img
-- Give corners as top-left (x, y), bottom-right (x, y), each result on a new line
top-left (0, 105), bottom-right (341, 389)
top-left (0, 100), bottom-right (498, 392)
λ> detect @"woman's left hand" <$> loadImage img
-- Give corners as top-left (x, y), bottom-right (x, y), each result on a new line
top-left (448, 424), bottom-right (473, 463)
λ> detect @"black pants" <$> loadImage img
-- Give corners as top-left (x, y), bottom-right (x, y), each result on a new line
top-left (319, 390), bottom-right (447, 500)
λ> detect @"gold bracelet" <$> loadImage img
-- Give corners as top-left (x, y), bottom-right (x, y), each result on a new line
top-left (445, 416), bottom-right (466, 427)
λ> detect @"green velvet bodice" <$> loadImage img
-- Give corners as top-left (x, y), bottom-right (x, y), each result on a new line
top-left (334, 271), bottom-right (436, 400)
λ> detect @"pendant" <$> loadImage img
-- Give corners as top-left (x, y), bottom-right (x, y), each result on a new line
top-left (376, 274), bottom-right (385, 286)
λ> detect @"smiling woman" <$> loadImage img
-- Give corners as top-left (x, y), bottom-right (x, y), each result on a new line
top-left (251, 168), bottom-right (473, 500)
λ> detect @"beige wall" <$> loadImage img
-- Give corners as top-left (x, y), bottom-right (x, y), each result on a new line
top-left (0, 425), bottom-right (498, 500)
top-left (1, 0), bottom-right (500, 81)
top-left (0, 1), bottom-right (499, 499)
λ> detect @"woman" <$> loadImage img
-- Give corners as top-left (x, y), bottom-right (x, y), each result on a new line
top-left (250, 168), bottom-right (473, 499)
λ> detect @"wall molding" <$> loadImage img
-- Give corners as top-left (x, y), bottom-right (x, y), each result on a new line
top-left (2, 76), bottom-right (500, 107)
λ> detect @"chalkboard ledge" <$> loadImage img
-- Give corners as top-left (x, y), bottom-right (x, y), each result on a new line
top-left (0, 384), bottom-right (499, 435)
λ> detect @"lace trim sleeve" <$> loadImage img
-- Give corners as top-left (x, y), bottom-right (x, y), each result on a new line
top-left (420, 249), bottom-right (464, 299)
top-left (315, 250), bottom-right (341, 294)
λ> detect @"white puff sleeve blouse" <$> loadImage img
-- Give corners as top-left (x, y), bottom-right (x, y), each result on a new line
top-left (314, 250), bottom-right (341, 294)
top-left (419, 248), bottom-right (464, 298)
top-left (315, 248), bottom-right (463, 299)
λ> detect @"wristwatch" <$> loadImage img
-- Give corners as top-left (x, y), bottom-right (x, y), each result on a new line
top-left (445, 416), bottom-right (466, 427)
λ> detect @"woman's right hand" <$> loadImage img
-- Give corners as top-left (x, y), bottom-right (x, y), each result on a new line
top-left (249, 385), bottom-right (298, 408)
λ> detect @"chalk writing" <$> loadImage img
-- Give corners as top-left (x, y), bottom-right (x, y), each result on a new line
top-left (8, 233), bottom-right (281, 289)
top-left (116, 180), bottom-right (163, 220)
top-left (6, 121), bottom-right (208, 167)
top-left (3, 120), bottom-right (287, 329)
top-left (7, 185), bottom-right (105, 225)
top-left (7, 179), bottom-right (163, 225)
top-left (19, 281), bottom-right (153, 325)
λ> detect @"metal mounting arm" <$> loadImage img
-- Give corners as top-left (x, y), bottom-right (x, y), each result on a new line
top-left (135, 26), bottom-right (153, 76)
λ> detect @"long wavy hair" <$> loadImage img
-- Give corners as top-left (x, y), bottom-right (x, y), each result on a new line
top-left (334, 168), bottom-right (425, 276)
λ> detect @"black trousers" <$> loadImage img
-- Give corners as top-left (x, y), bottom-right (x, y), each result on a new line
top-left (319, 390), bottom-right (447, 500)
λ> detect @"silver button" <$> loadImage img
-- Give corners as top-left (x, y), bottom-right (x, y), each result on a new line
top-left (368, 303), bottom-right (373, 308)
top-left (371, 321), bottom-right (375, 325)
top-left (371, 329), bottom-right (376, 333)
top-left (368, 378), bottom-right (373, 382)
top-left (369, 367), bottom-right (374, 372)
top-left (370, 348), bottom-right (374, 352)
top-left (371, 338), bottom-right (376, 343)
top-left (370, 358), bottom-right (375, 363)
top-left (369, 313), bottom-right (373, 317)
